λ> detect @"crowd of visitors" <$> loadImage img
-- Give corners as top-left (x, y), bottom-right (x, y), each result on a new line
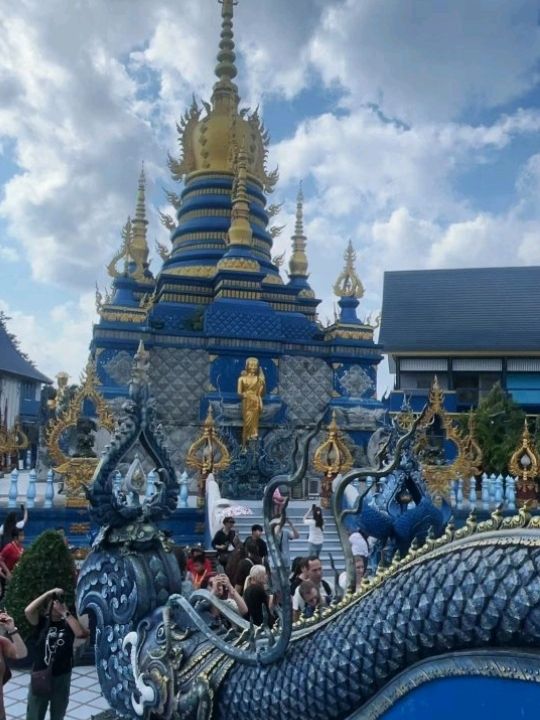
top-left (198, 504), bottom-right (375, 627)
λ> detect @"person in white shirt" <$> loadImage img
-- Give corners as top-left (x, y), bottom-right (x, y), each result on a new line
top-left (270, 517), bottom-right (299, 570)
top-left (292, 557), bottom-right (332, 621)
top-left (338, 555), bottom-right (366, 594)
top-left (348, 530), bottom-right (372, 558)
top-left (303, 505), bottom-right (324, 558)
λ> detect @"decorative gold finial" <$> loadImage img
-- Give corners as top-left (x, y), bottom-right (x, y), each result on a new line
top-left (313, 411), bottom-right (353, 508)
top-left (227, 147), bottom-right (253, 247)
top-left (289, 183), bottom-right (309, 278)
top-left (333, 240), bottom-right (364, 299)
top-left (213, 0), bottom-right (240, 108)
top-left (509, 418), bottom-right (539, 506)
top-left (186, 406), bottom-right (231, 507)
top-left (130, 163), bottom-right (151, 278)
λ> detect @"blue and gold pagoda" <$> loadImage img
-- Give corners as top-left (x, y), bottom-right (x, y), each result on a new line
top-left (91, 0), bottom-right (383, 496)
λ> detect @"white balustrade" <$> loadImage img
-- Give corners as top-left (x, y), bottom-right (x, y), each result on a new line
top-left (8, 469), bottom-right (18, 508)
top-left (44, 469), bottom-right (55, 509)
top-left (26, 469), bottom-right (37, 508)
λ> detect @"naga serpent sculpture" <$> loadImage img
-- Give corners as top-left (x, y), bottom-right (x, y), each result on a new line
top-left (77, 348), bottom-right (540, 719)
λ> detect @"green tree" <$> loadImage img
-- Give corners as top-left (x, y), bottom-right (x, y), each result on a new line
top-left (3, 530), bottom-right (76, 639)
top-left (474, 382), bottom-right (525, 475)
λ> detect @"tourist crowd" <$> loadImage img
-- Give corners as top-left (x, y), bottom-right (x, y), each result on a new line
top-left (189, 503), bottom-right (374, 627)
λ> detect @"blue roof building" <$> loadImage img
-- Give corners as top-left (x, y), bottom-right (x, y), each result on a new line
top-left (379, 266), bottom-right (540, 412)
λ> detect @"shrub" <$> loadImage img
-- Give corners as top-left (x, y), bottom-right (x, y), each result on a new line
top-left (3, 530), bottom-right (76, 640)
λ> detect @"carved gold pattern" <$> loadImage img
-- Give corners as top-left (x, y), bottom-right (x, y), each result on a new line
top-left (0, 422), bottom-right (29, 456)
top-left (263, 273), bottom-right (283, 285)
top-left (463, 409), bottom-right (483, 476)
top-left (164, 266), bottom-right (217, 278)
top-left (324, 326), bottom-right (374, 342)
top-left (186, 407), bottom-right (230, 508)
top-left (417, 376), bottom-right (474, 498)
top-left (509, 419), bottom-right (539, 506)
top-left (313, 411), bottom-right (353, 476)
top-left (217, 257), bottom-right (260, 272)
top-left (333, 240), bottom-right (364, 299)
top-left (46, 361), bottom-right (116, 507)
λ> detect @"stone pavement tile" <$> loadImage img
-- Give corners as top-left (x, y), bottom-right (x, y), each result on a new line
top-left (67, 688), bottom-right (100, 705)
top-left (6, 699), bottom-right (26, 719)
top-left (88, 696), bottom-right (110, 710)
top-left (4, 683), bottom-right (28, 701)
top-left (71, 674), bottom-right (99, 689)
top-left (67, 703), bottom-right (99, 719)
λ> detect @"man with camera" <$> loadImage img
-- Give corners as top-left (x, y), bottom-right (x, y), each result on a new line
top-left (25, 587), bottom-right (88, 720)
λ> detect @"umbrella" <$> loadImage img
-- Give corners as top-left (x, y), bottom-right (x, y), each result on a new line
top-left (215, 505), bottom-right (253, 520)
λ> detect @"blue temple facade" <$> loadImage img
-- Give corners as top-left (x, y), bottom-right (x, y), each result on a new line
top-left (90, 0), bottom-right (383, 496)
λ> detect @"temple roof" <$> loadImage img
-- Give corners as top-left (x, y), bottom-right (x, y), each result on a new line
top-left (379, 266), bottom-right (540, 353)
top-left (0, 323), bottom-right (51, 383)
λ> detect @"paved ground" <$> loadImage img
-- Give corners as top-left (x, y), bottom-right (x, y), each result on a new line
top-left (5, 664), bottom-right (109, 719)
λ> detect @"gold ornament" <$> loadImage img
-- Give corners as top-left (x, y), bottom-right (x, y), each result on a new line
top-left (417, 376), bottom-right (474, 499)
top-left (333, 240), bottom-right (364, 299)
top-left (508, 418), bottom-right (539, 507)
top-left (313, 411), bottom-right (353, 508)
top-left (186, 407), bottom-right (230, 508)
top-left (46, 361), bottom-right (116, 507)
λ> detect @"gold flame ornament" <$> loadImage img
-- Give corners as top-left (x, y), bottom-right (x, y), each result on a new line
top-left (417, 376), bottom-right (474, 500)
top-left (508, 419), bottom-right (539, 507)
top-left (186, 407), bottom-right (230, 508)
top-left (313, 411), bottom-right (353, 508)
top-left (46, 361), bottom-right (116, 507)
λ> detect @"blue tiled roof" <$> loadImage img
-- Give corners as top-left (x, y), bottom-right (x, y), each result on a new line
top-left (0, 324), bottom-right (52, 383)
top-left (379, 266), bottom-right (540, 353)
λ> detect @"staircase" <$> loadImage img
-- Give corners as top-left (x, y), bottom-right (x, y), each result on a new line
top-left (232, 500), bottom-right (345, 573)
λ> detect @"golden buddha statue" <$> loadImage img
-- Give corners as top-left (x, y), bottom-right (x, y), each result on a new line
top-left (237, 357), bottom-right (265, 446)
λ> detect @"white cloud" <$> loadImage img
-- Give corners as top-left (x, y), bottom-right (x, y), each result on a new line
top-left (309, 0), bottom-right (540, 123)
top-left (0, 292), bottom-right (96, 380)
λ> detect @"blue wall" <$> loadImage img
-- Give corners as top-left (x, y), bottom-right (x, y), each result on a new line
top-left (379, 676), bottom-right (540, 719)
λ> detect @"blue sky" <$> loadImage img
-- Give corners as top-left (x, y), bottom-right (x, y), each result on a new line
top-left (1, 0), bottom-right (540, 394)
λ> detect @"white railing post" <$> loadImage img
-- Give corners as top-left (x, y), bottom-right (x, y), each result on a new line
top-left (468, 477), bottom-right (477, 508)
top-left (505, 475), bottom-right (516, 511)
top-left (44, 469), bottom-right (55, 509)
top-left (8, 469), bottom-right (18, 508)
top-left (26, 469), bottom-right (37, 508)
top-left (494, 474), bottom-right (504, 505)
top-left (456, 477), bottom-right (464, 510)
top-left (481, 473), bottom-right (489, 510)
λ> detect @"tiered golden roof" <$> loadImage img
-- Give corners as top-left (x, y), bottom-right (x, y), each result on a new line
top-left (168, 0), bottom-right (278, 191)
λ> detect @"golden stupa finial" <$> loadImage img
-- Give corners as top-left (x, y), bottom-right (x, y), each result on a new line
top-left (509, 418), bottom-right (540, 506)
top-left (289, 182), bottom-right (309, 278)
top-left (333, 240), bottom-right (364, 299)
top-left (213, 0), bottom-right (240, 109)
top-left (313, 410), bottom-right (353, 476)
top-left (130, 162), bottom-right (152, 280)
top-left (187, 405), bottom-right (231, 506)
top-left (227, 146), bottom-right (253, 247)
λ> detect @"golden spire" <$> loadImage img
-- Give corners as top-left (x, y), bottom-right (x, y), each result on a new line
top-left (333, 240), bottom-right (364, 298)
top-left (313, 411), bottom-right (353, 476)
top-left (130, 163), bottom-right (151, 275)
top-left (227, 147), bottom-right (253, 247)
top-left (212, 0), bottom-right (240, 109)
top-left (288, 183), bottom-right (309, 278)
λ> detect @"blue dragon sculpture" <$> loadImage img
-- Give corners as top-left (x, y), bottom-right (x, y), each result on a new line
top-left (78, 348), bottom-right (540, 719)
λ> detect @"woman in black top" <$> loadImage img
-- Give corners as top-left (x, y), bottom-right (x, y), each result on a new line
top-left (25, 587), bottom-right (88, 720)
top-left (243, 565), bottom-right (273, 627)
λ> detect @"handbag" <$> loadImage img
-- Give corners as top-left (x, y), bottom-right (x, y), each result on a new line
top-left (30, 609), bottom-right (57, 698)
top-left (30, 666), bottom-right (52, 697)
